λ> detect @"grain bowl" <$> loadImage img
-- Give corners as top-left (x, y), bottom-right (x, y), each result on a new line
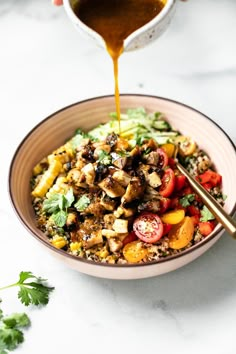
top-left (9, 95), bottom-right (236, 279)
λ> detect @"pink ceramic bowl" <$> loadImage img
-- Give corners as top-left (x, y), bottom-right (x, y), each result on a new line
top-left (9, 95), bottom-right (236, 279)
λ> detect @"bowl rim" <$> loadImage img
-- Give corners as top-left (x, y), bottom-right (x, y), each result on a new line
top-left (8, 94), bottom-right (236, 268)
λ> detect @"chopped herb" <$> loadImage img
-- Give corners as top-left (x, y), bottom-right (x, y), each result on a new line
top-left (180, 194), bottom-right (195, 207)
top-left (74, 195), bottom-right (91, 212)
top-left (42, 188), bottom-right (75, 227)
top-left (200, 206), bottom-right (215, 222)
top-left (64, 188), bottom-right (75, 208)
top-left (97, 150), bottom-right (112, 165)
top-left (222, 194), bottom-right (227, 201)
top-left (51, 210), bottom-right (67, 227)
top-left (43, 193), bottom-right (64, 214)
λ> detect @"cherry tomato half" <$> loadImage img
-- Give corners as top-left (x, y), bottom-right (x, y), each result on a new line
top-left (168, 216), bottom-right (194, 249)
top-left (123, 240), bottom-right (148, 263)
top-left (156, 148), bottom-right (168, 169)
top-left (133, 213), bottom-right (164, 243)
top-left (159, 168), bottom-right (175, 197)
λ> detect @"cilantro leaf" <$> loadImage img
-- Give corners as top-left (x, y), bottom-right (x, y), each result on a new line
top-left (0, 272), bottom-right (54, 352)
top-left (180, 194), bottom-right (195, 207)
top-left (97, 150), bottom-right (112, 165)
top-left (0, 327), bottom-right (24, 351)
top-left (18, 283), bottom-right (53, 306)
top-left (51, 210), bottom-right (67, 227)
top-left (200, 206), bottom-right (215, 222)
top-left (18, 271), bottom-right (39, 283)
top-left (0, 272), bottom-right (54, 307)
top-left (0, 312), bottom-right (30, 352)
top-left (43, 188), bottom-right (75, 227)
top-left (43, 194), bottom-right (62, 213)
top-left (43, 188), bottom-right (74, 214)
top-left (64, 188), bottom-right (75, 208)
top-left (74, 195), bottom-right (90, 212)
top-left (3, 313), bottom-right (30, 329)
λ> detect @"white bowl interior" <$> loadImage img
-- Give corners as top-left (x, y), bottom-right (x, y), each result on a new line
top-left (9, 95), bottom-right (236, 278)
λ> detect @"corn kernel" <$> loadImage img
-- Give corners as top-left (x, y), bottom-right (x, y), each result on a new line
top-left (51, 236), bottom-right (68, 249)
top-left (96, 247), bottom-right (109, 258)
top-left (70, 242), bottom-right (82, 252)
top-left (33, 163), bottom-right (43, 176)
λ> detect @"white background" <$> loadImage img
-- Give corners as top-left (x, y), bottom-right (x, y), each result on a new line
top-left (1, 0), bottom-right (236, 353)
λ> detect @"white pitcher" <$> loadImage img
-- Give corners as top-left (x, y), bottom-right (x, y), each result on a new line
top-left (63, 0), bottom-right (177, 52)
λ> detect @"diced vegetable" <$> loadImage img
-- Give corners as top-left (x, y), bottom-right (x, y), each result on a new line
top-left (198, 221), bottom-right (215, 236)
top-left (196, 170), bottom-right (222, 187)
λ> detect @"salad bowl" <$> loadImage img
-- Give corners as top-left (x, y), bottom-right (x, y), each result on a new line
top-left (8, 95), bottom-right (236, 279)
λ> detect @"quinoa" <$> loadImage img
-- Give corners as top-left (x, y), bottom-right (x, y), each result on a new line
top-left (31, 110), bottom-right (224, 264)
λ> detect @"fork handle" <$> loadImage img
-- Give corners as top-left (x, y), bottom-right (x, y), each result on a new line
top-left (176, 163), bottom-right (236, 239)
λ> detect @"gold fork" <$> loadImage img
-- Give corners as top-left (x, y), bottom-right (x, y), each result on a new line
top-left (175, 153), bottom-right (236, 238)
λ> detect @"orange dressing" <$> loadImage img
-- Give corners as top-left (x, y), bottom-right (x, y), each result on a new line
top-left (73, 0), bottom-right (165, 129)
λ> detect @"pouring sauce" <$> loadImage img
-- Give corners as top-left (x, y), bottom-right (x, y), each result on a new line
top-left (73, 0), bottom-right (166, 127)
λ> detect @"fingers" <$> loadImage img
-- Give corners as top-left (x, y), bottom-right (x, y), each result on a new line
top-left (52, 0), bottom-right (63, 5)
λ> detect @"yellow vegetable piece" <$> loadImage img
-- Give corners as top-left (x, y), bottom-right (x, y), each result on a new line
top-left (123, 240), bottom-right (148, 263)
top-left (51, 236), bottom-right (68, 249)
top-left (175, 136), bottom-right (196, 156)
top-left (168, 216), bottom-right (194, 250)
top-left (161, 143), bottom-right (175, 158)
top-left (70, 242), bottom-right (82, 252)
top-left (96, 246), bottom-right (109, 259)
top-left (161, 209), bottom-right (185, 225)
top-left (33, 163), bottom-right (43, 176)
top-left (31, 159), bottom-right (62, 198)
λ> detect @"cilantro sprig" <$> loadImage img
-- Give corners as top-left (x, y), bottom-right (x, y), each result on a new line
top-left (0, 311), bottom-right (30, 353)
top-left (43, 188), bottom-right (75, 227)
top-left (0, 272), bottom-right (54, 353)
top-left (0, 272), bottom-right (54, 307)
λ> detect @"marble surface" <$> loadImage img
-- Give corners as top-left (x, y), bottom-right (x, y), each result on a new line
top-left (1, 0), bottom-right (236, 353)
